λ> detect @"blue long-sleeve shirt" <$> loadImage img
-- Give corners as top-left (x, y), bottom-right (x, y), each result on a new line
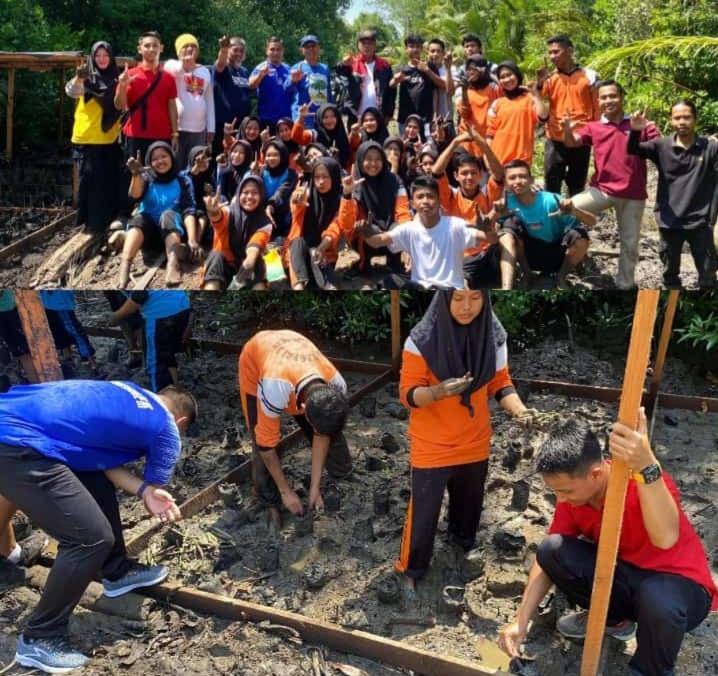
top-left (0, 380), bottom-right (181, 485)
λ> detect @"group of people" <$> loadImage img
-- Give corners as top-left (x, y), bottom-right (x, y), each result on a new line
top-left (0, 289), bottom-right (715, 675)
top-left (64, 29), bottom-right (718, 291)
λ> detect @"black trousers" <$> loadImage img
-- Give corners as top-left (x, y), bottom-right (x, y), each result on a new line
top-left (73, 143), bottom-right (124, 232)
top-left (0, 444), bottom-right (131, 638)
top-left (143, 309), bottom-right (191, 392)
top-left (544, 139), bottom-right (591, 196)
top-left (397, 460), bottom-right (489, 579)
top-left (243, 393), bottom-right (353, 507)
top-left (537, 534), bottom-right (712, 676)
top-left (44, 309), bottom-right (95, 361)
top-left (288, 237), bottom-right (338, 288)
top-left (658, 225), bottom-right (717, 288)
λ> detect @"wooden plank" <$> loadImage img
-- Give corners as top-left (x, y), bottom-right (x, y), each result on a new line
top-left (6, 67), bottom-right (14, 162)
top-left (141, 582), bottom-right (505, 676)
top-left (14, 290), bottom-right (63, 382)
top-left (390, 290), bottom-right (401, 373)
top-left (30, 229), bottom-right (98, 287)
top-left (580, 289), bottom-right (660, 676)
top-left (0, 210), bottom-right (76, 262)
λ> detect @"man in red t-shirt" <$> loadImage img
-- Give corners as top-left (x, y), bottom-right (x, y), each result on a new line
top-left (563, 80), bottom-right (661, 289)
top-left (114, 31), bottom-right (179, 163)
top-left (499, 412), bottom-right (716, 676)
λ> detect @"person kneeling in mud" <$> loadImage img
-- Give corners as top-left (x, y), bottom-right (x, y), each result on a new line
top-left (498, 414), bottom-right (716, 676)
top-left (116, 141), bottom-right (203, 288)
top-left (238, 330), bottom-right (352, 521)
top-left (0, 379), bottom-right (197, 674)
top-left (201, 175), bottom-right (274, 290)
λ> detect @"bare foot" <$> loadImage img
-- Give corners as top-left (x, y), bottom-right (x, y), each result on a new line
top-left (165, 252), bottom-right (182, 286)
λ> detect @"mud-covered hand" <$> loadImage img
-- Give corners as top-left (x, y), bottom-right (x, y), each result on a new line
top-left (498, 621), bottom-right (526, 659)
top-left (431, 371), bottom-right (473, 400)
top-left (126, 150), bottom-right (147, 176)
top-left (309, 487), bottom-right (324, 513)
top-left (281, 488), bottom-right (304, 516)
top-left (204, 185), bottom-right (223, 218)
top-left (515, 407), bottom-right (541, 428)
top-left (144, 486), bottom-right (182, 522)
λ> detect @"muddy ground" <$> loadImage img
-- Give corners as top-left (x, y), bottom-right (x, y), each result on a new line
top-left (0, 295), bottom-right (717, 676)
top-left (0, 168), bottom-right (710, 290)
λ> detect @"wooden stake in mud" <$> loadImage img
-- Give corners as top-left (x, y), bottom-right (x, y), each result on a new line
top-left (14, 290), bottom-right (63, 382)
top-left (646, 290), bottom-right (680, 436)
top-left (6, 67), bottom-right (15, 162)
top-left (390, 290), bottom-right (401, 374)
top-left (580, 289), bottom-right (660, 676)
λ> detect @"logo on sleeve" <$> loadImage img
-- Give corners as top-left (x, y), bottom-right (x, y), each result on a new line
top-left (110, 381), bottom-right (154, 410)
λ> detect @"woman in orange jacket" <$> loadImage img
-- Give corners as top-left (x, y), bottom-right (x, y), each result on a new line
top-left (201, 175), bottom-right (274, 290)
top-left (284, 157), bottom-right (349, 290)
top-left (395, 289), bottom-right (533, 592)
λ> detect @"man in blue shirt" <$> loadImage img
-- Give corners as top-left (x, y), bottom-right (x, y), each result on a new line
top-left (249, 36), bottom-right (292, 134)
top-left (286, 35), bottom-right (334, 130)
top-left (498, 159), bottom-right (595, 288)
top-left (212, 35), bottom-right (252, 159)
top-left (0, 379), bottom-right (196, 673)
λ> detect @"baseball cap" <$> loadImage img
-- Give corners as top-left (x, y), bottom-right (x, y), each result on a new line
top-left (300, 35), bottom-right (320, 47)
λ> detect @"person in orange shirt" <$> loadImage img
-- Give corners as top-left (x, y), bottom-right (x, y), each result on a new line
top-left (238, 330), bottom-right (352, 518)
top-left (487, 61), bottom-right (548, 165)
top-left (431, 131), bottom-right (516, 288)
top-left (456, 55), bottom-right (501, 157)
top-left (395, 290), bottom-right (534, 592)
top-left (201, 176), bottom-right (274, 290)
top-left (284, 157), bottom-right (350, 290)
top-left (539, 34), bottom-right (599, 195)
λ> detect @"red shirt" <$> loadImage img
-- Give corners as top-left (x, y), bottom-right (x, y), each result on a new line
top-left (576, 116), bottom-right (661, 200)
top-left (549, 470), bottom-right (717, 610)
top-left (121, 66), bottom-right (177, 140)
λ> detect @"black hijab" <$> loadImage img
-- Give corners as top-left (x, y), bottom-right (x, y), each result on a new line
top-left (315, 103), bottom-right (350, 168)
top-left (360, 106), bottom-right (389, 145)
top-left (353, 140), bottom-right (400, 231)
top-left (303, 157), bottom-right (342, 247)
top-left (239, 115), bottom-right (262, 160)
top-left (383, 135), bottom-right (410, 192)
top-left (402, 113), bottom-right (426, 143)
top-left (186, 145), bottom-right (212, 197)
top-left (276, 117), bottom-right (300, 154)
top-left (410, 290), bottom-right (497, 416)
top-left (263, 139), bottom-right (290, 178)
top-left (83, 41), bottom-right (121, 132)
top-left (228, 175), bottom-right (272, 260)
top-left (145, 141), bottom-right (178, 184)
top-left (466, 55), bottom-right (493, 89)
top-left (496, 60), bottom-right (526, 100)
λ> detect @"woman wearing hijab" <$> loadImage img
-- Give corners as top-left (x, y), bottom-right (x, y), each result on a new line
top-left (65, 42), bottom-right (123, 232)
top-left (284, 157), bottom-right (347, 289)
top-left (275, 117), bottom-right (302, 171)
top-left (180, 145), bottom-right (214, 242)
top-left (383, 136), bottom-right (411, 189)
top-left (338, 140), bottom-right (411, 277)
top-left (349, 106), bottom-right (390, 152)
top-left (395, 289), bottom-right (533, 592)
top-left (487, 61), bottom-right (548, 165)
top-left (218, 138), bottom-right (253, 201)
top-left (239, 115), bottom-right (263, 160)
top-left (292, 103), bottom-right (352, 170)
top-left (261, 139), bottom-right (298, 238)
top-left (202, 175), bottom-right (274, 290)
top-left (117, 142), bottom-right (200, 288)
top-left (457, 55), bottom-right (501, 157)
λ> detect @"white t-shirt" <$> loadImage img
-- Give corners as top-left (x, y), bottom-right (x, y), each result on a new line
top-left (388, 215), bottom-right (478, 289)
top-left (359, 61), bottom-right (377, 115)
top-left (164, 60), bottom-right (215, 133)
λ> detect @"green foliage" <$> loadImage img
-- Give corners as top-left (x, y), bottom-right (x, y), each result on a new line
top-left (676, 312), bottom-right (718, 352)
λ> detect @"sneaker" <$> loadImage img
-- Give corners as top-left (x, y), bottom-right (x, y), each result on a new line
top-left (102, 561), bottom-right (168, 598)
top-left (557, 609), bottom-right (637, 641)
top-left (18, 531), bottom-right (49, 566)
top-left (15, 634), bottom-right (89, 674)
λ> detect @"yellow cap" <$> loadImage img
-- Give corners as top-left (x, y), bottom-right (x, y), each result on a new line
top-left (175, 33), bottom-right (199, 57)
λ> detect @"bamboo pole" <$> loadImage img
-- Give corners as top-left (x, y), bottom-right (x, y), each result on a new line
top-left (14, 291), bottom-right (63, 382)
top-left (390, 291), bottom-right (401, 374)
top-left (580, 289), bottom-right (660, 676)
top-left (6, 67), bottom-right (15, 162)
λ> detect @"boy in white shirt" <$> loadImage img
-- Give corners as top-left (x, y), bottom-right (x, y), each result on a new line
top-left (164, 34), bottom-right (215, 167)
top-left (358, 175), bottom-right (496, 289)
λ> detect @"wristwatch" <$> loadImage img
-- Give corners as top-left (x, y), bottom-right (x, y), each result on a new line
top-left (632, 462), bottom-right (662, 485)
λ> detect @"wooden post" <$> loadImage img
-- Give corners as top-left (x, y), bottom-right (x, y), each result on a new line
top-left (58, 68), bottom-right (65, 146)
top-left (580, 289), bottom-right (660, 676)
top-left (6, 68), bottom-right (15, 162)
top-left (14, 291), bottom-right (63, 382)
top-left (646, 290), bottom-right (680, 430)
top-left (390, 291), bottom-right (401, 374)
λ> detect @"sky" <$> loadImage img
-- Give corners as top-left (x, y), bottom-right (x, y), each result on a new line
top-left (342, 0), bottom-right (376, 22)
